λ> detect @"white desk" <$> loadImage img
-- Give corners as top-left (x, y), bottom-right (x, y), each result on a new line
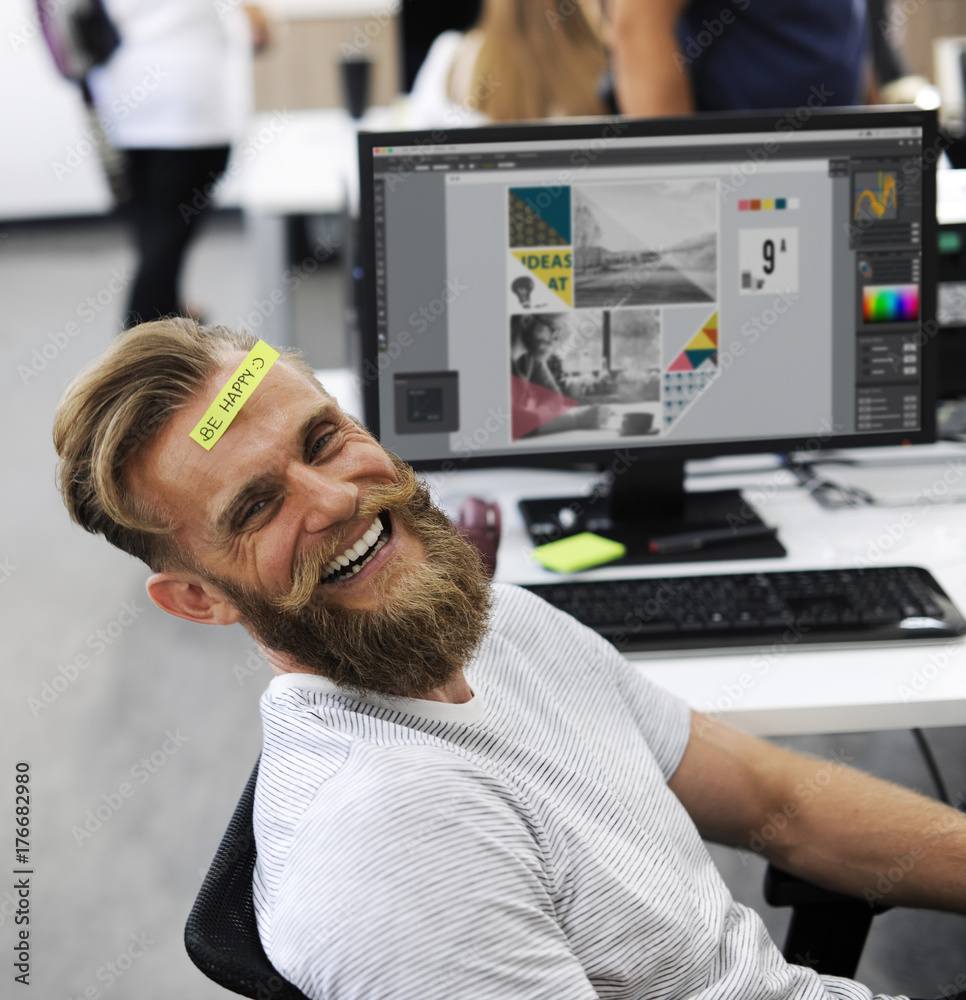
top-left (425, 445), bottom-right (966, 738)
top-left (238, 106), bottom-right (399, 346)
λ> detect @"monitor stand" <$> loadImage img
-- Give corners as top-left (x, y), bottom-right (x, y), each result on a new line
top-left (518, 459), bottom-right (786, 566)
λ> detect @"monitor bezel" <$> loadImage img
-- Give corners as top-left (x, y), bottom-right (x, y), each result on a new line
top-left (356, 106), bottom-right (940, 474)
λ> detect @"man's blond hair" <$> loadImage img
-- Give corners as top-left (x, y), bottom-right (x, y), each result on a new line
top-left (53, 318), bottom-right (315, 571)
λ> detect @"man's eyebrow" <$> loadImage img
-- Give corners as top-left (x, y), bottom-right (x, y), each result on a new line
top-left (209, 399), bottom-right (341, 544)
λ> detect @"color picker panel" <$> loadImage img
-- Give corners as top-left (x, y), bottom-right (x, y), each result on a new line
top-left (862, 284), bottom-right (919, 323)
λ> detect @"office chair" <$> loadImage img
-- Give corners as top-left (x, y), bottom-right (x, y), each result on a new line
top-left (186, 758), bottom-right (880, 999)
top-left (763, 864), bottom-right (885, 978)
top-left (184, 758), bottom-right (310, 1000)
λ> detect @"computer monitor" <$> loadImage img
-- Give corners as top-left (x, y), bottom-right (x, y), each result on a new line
top-left (357, 107), bottom-right (939, 565)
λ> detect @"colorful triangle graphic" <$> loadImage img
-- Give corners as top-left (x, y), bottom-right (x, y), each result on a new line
top-left (512, 187), bottom-right (571, 242)
top-left (685, 349), bottom-right (717, 369)
top-left (688, 330), bottom-right (717, 351)
top-left (701, 311), bottom-right (718, 345)
top-left (509, 188), bottom-right (572, 248)
top-left (663, 310), bottom-right (721, 429)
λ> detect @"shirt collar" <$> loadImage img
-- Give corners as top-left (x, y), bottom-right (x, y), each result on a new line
top-left (267, 671), bottom-right (484, 725)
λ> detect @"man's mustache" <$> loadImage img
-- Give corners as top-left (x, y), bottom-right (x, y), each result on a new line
top-left (274, 455), bottom-right (424, 613)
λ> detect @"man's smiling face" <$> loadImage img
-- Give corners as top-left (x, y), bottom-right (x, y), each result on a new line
top-left (131, 354), bottom-right (420, 610)
top-left (129, 355), bottom-right (492, 697)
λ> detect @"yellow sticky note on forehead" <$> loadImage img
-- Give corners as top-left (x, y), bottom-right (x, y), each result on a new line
top-left (189, 340), bottom-right (281, 450)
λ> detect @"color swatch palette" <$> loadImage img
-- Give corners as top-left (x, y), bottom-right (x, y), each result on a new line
top-left (738, 198), bottom-right (799, 211)
top-left (862, 284), bottom-right (919, 323)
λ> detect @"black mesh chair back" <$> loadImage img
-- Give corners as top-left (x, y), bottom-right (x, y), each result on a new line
top-left (184, 759), bottom-right (311, 1000)
top-left (765, 863), bottom-right (882, 977)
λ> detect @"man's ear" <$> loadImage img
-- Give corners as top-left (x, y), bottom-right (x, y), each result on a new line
top-left (146, 572), bottom-right (242, 626)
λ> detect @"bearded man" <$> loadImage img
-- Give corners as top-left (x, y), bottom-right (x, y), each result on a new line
top-left (54, 319), bottom-right (966, 1000)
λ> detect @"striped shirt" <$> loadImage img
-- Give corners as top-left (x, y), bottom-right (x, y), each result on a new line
top-left (253, 583), bottom-right (889, 1000)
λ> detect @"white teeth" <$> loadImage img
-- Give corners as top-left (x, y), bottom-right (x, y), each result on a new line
top-left (320, 516), bottom-right (388, 583)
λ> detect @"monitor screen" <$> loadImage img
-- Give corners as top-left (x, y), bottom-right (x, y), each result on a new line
top-left (357, 108), bottom-right (939, 562)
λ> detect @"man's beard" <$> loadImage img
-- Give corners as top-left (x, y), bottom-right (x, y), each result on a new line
top-left (210, 455), bottom-right (493, 699)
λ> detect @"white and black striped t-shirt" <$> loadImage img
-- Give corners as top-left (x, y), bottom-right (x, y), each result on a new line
top-left (253, 583), bottom-right (888, 1000)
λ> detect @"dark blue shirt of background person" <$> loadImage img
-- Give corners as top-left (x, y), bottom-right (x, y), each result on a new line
top-left (677, 0), bottom-right (868, 112)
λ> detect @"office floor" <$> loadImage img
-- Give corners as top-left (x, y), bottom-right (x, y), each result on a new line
top-left (3, 212), bottom-right (965, 998)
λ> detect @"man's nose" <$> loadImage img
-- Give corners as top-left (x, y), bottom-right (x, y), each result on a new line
top-left (288, 464), bottom-right (358, 534)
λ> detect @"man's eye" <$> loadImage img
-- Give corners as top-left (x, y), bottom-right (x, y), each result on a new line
top-left (310, 432), bottom-right (332, 459)
top-left (239, 499), bottom-right (267, 525)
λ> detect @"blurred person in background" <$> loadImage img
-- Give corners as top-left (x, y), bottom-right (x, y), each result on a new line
top-left (607, 0), bottom-right (870, 116)
top-left (89, 0), bottom-right (269, 329)
top-left (407, 0), bottom-right (611, 126)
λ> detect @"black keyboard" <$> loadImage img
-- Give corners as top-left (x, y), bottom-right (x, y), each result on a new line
top-left (523, 566), bottom-right (966, 654)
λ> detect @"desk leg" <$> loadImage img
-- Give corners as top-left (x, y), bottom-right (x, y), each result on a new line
top-left (245, 211), bottom-right (294, 347)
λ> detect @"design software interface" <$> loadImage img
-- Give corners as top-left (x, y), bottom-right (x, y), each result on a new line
top-left (366, 119), bottom-right (927, 464)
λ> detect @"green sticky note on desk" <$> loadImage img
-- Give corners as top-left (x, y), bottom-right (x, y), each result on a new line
top-left (532, 532), bottom-right (626, 573)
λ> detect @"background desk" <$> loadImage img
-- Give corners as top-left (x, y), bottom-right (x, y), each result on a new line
top-left (424, 445), bottom-right (966, 738)
top-left (235, 105), bottom-right (399, 346)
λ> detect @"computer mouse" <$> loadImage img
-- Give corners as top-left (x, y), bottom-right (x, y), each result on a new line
top-left (454, 497), bottom-right (501, 578)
